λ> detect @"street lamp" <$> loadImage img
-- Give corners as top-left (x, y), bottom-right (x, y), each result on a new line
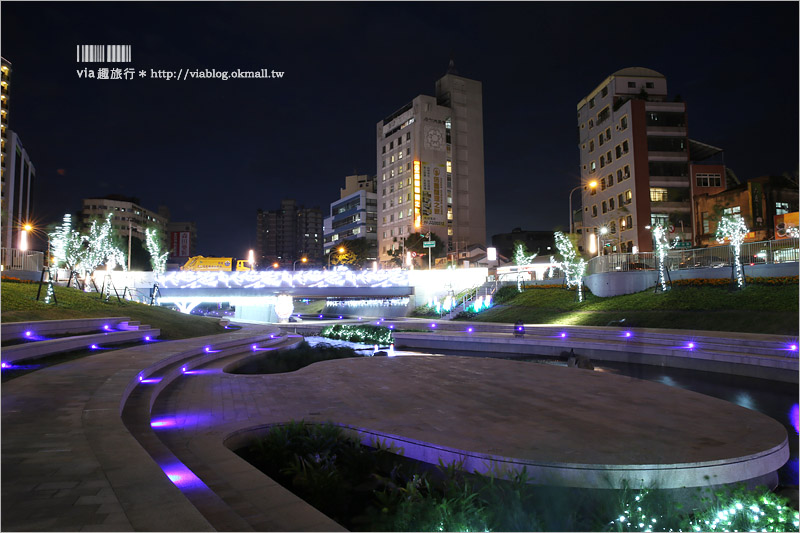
top-left (19, 223), bottom-right (32, 251)
top-left (569, 181), bottom-right (598, 234)
top-left (293, 256), bottom-right (307, 271)
top-left (598, 226), bottom-right (609, 257)
top-left (328, 246), bottom-right (345, 268)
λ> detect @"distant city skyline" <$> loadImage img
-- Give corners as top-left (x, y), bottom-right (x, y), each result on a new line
top-left (1, 2), bottom-right (797, 256)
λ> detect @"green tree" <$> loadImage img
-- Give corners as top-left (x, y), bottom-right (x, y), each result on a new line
top-left (337, 237), bottom-right (375, 269)
top-left (404, 232), bottom-right (446, 261)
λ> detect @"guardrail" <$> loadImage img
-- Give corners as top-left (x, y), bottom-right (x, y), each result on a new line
top-left (1, 248), bottom-right (43, 272)
top-left (586, 238), bottom-right (799, 275)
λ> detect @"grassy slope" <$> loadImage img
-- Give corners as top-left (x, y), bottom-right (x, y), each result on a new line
top-left (1, 281), bottom-right (226, 340)
top-left (470, 285), bottom-right (799, 336)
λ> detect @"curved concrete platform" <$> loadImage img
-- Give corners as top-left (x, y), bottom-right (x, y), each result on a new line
top-left (151, 355), bottom-right (788, 496)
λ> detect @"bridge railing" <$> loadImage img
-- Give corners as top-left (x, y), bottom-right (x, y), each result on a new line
top-left (586, 238), bottom-right (798, 275)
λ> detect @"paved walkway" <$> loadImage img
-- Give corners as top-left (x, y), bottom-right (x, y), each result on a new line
top-left (1, 321), bottom-right (792, 531)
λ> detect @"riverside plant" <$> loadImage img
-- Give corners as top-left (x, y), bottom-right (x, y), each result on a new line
top-left (237, 422), bottom-right (800, 532)
top-left (320, 324), bottom-right (394, 345)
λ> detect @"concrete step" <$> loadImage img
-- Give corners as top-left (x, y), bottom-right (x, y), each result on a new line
top-left (1, 317), bottom-right (132, 341)
top-left (2, 329), bottom-right (161, 365)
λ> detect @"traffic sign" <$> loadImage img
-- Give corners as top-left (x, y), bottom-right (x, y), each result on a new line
top-left (423, 241), bottom-right (436, 248)
top-left (674, 241), bottom-right (691, 249)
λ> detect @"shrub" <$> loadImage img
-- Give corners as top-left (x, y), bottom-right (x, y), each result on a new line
top-left (493, 285), bottom-right (520, 303)
top-left (320, 324), bottom-right (394, 345)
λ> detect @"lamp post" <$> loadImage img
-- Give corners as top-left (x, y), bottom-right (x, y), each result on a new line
top-left (598, 226), bottom-right (609, 257)
top-left (19, 223), bottom-right (31, 251)
top-left (293, 256), bottom-right (307, 271)
top-left (569, 181), bottom-right (597, 234)
top-left (328, 246), bottom-right (345, 268)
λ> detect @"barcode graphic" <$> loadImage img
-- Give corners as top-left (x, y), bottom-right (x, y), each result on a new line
top-left (76, 45), bottom-right (132, 63)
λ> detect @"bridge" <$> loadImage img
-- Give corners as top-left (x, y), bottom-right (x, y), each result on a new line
top-left (95, 268), bottom-right (489, 322)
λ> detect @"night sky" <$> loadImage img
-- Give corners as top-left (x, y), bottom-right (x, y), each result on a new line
top-left (2, 2), bottom-right (797, 256)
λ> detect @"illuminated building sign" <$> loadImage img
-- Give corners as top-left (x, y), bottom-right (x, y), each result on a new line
top-left (413, 160), bottom-right (421, 228)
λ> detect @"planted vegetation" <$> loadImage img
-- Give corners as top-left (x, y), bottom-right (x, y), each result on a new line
top-left (468, 284), bottom-right (799, 335)
top-left (238, 422), bottom-right (799, 532)
top-left (319, 324), bottom-right (394, 345)
top-left (1, 280), bottom-right (226, 340)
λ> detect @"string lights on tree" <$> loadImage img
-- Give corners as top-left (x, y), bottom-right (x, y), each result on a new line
top-left (551, 231), bottom-right (587, 302)
top-left (651, 224), bottom-right (676, 293)
top-left (48, 214), bottom-right (83, 273)
top-left (715, 214), bottom-right (749, 289)
top-left (512, 243), bottom-right (538, 291)
top-left (145, 227), bottom-right (169, 275)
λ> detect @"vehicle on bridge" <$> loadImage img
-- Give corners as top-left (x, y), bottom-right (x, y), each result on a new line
top-left (180, 256), bottom-right (252, 272)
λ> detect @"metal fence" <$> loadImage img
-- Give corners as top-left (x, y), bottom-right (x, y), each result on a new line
top-left (586, 238), bottom-right (799, 275)
top-left (1, 248), bottom-right (44, 272)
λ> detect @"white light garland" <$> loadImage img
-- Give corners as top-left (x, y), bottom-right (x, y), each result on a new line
top-left (513, 243), bottom-right (538, 291)
top-left (715, 214), bottom-right (749, 289)
top-left (145, 228), bottom-right (169, 275)
top-left (550, 231), bottom-right (587, 302)
top-left (651, 225), bottom-right (675, 292)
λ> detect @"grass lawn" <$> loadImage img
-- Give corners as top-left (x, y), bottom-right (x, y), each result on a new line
top-left (469, 284), bottom-right (799, 336)
top-left (1, 280), bottom-right (226, 340)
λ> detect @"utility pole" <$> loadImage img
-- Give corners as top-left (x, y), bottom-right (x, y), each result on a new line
top-left (427, 231), bottom-right (432, 270)
top-left (128, 220), bottom-right (132, 272)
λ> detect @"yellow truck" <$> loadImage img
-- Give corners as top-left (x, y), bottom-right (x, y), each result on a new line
top-left (180, 256), bottom-right (252, 271)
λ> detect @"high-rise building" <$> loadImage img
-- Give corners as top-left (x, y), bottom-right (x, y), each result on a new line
top-left (375, 63), bottom-right (486, 264)
top-left (257, 199), bottom-right (323, 267)
top-left (323, 174), bottom-right (378, 261)
top-left (578, 67), bottom-right (699, 253)
top-left (1, 57), bottom-right (10, 227)
top-left (2, 130), bottom-right (36, 249)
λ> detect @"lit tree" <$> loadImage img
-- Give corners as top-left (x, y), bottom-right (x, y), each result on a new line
top-left (716, 214), bottom-right (749, 289)
top-left (651, 224), bottom-right (675, 292)
top-left (512, 243), bottom-right (538, 291)
top-left (145, 227), bottom-right (169, 275)
top-left (79, 213), bottom-right (127, 274)
top-left (48, 214), bottom-right (83, 272)
top-left (550, 231), bottom-right (587, 302)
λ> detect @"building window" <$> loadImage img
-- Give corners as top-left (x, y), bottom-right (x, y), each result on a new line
top-left (646, 82), bottom-right (654, 89)
top-left (598, 134), bottom-right (604, 147)
top-left (600, 156), bottom-right (605, 169)
top-left (723, 206), bottom-right (741, 215)
top-left (589, 97), bottom-right (595, 109)
top-left (620, 115), bottom-right (628, 130)
top-left (626, 215), bottom-right (633, 229)
top-left (398, 136), bottom-right (402, 145)
top-left (606, 150), bottom-right (612, 163)
top-left (602, 201), bottom-right (607, 214)
top-left (616, 145), bottom-right (622, 158)
top-left (696, 173), bottom-right (722, 187)
top-left (398, 151), bottom-right (403, 159)
top-left (622, 140), bottom-right (629, 154)
top-left (590, 185), bottom-right (597, 196)
top-left (623, 165), bottom-right (631, 179)
top-left (776, 202), bottom-right (790, 215)
top-left (589, 119), bottom-right (594, 129)
top-left (406, 132), bottom-right (411, 140)
top-left (592, 205), bottom-right (598, 217)
top-left (628, 81), bottom-right (636, 88)
top-left (609, 221), bottom-right (616, 234)
top-left (589, 140), bottom-right (594, 152)
top-left (618, 193), bottom-right (624, 206)
top-left (407, 148), bottom-right (411, 155)
top-left (590, 161), bottom-right (596, 173)
top-left (650, 187), bottom-right (668, 202)
top-left (609, 197), bottom-right (615, 210)
top-left (600, 177), bottom-right (606, 191)
top-left (607, 174), bottom-right (614, 187)
top-left (624, 190), bottom-right (632, 204)
top-left (390, 141), bottom-right (393, 149)
top-left (702, 212), bottom-right (711, 234)
top-left (601, 86), bottom-right (608, 97)
top-left (382, 146), bottom-right (386, 154)
top-left (605, 128), bottom-right (611, 141)
top-left (651, 213), bottom-right (669, 227)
